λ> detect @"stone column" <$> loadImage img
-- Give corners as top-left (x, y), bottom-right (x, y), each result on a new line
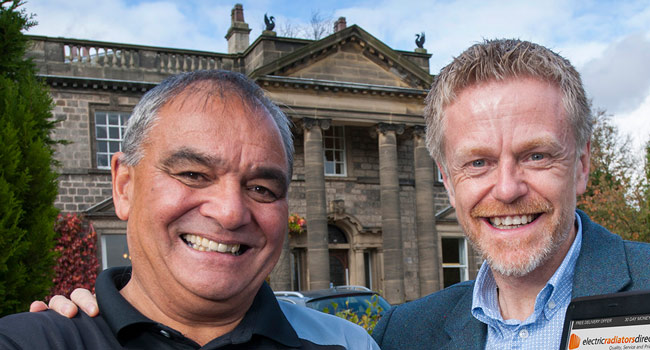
top-left (413, 126), bottom-right (442, 295)
top-left (303, 118), bottom-right (331, 290)
top-left (376, 123), bottom-right (405, 304)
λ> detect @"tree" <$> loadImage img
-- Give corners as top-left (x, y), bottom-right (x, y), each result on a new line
top-left (275, 10), bottom-right (333, 40)
top-left (277, 21), bottom-right (301, 38)
top-left (0, 0), bottom-right (60, 316)
top-left (577, 110), bottom-right (650, 242)
top-left (50, 214), bottom-right (98, 300)
top-left (302, 10), bottom-right (333, 40)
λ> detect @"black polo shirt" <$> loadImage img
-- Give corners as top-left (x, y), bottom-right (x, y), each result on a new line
top-left (0, 267), bottom-right (377, 349)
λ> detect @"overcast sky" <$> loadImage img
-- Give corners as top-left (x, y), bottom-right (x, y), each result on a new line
top-left (25, 0), bottom-right (650, 152)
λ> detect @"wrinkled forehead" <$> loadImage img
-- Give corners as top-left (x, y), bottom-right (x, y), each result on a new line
top-left (445, 77), bottom-right (566, 118)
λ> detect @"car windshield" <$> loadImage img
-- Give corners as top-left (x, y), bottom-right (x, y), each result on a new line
top-left (306, 294), bottom-right (391, 317)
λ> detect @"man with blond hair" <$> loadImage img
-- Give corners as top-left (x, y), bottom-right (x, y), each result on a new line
top-left (372, 39), bottom-right (650, 349)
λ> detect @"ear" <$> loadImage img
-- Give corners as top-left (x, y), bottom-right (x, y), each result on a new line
top-left (575, 141), bottom-right (591, 196)
top-left (437, 162), bottom-right (456, 208)
top-left (111, 152), bottom-right (132, 220)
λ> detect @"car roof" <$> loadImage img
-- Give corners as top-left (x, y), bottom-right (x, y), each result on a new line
top-left (274, 285), bottom-right (379, 301)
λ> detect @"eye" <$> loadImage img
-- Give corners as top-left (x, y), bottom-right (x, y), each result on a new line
top-left (247, 185), bottom-right (280, 203)
top-left (179, 172), bottom-right (204, 180)
top-left (471, 159), bottom-right (486, 167)
top-left (531, 153), bottom-right (544, 161)
top-left (172, 171), bottom-right (210, 187)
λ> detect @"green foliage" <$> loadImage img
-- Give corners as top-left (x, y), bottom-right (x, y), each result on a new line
top-left (322, 294), bottom-right (385, 334)
top-left (0, 0), bottom-right (59, 316)
top-left (578, 110), bottom-right (650, 242)
top-left (49, 214), bottom-right (98, 300)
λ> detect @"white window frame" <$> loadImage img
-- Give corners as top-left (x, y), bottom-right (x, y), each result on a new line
top-left (323, 126), bottom-right (347, 176)
top-left (442, 237), bottom-right (469, 286)
top-left (437, 166), bottom-right (444, 183)
top-left (100, 234), bottom-right (131, 270)
top-left (94, 111), bottom-right (130, 169)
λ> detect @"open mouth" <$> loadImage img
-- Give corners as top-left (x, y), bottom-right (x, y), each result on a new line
top-left (181, 234), bottom-right (249, 256)
top-left (487, 214), bottom-right (541, 229)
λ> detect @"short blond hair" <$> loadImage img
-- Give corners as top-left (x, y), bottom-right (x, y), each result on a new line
top-left (425, 39), bottom-right (592, 173)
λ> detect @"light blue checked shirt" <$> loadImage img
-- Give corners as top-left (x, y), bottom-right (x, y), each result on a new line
top-left (471, 212), bottom-right (583, 350)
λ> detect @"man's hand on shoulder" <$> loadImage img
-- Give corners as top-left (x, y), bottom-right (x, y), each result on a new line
top-left (29, 288), bottom-right (99, 318)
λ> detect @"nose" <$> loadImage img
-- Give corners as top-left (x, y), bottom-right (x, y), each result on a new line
top-left (492, 159), bottom-right (528, 204)
top-left (198, 182), bottom-right (252, 230)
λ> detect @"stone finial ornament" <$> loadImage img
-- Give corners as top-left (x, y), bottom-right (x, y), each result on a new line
top-left (415, 32), bottom-right (425, 48)
top-left (264, 13), bottom-right (275, 31)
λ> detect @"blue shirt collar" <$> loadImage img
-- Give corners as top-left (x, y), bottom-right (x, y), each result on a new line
top-left (471, 211), bottom-right (583, 326)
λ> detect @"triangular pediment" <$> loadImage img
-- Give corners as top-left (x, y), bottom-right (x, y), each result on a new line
top-left (436, 206), bottom-right (457, 222)
top-left (250, 25), bottom-right (432, 90)
top-left (286, 41), bottom-right (413, 87)
top-left (84, 197), bottom-right (117, 218)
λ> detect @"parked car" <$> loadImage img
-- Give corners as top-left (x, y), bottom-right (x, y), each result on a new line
top-left (274, 285), bottom-right (391, 320)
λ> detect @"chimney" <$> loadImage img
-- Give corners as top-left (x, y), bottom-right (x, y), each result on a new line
top-left (225, 4), bottom-right (251, 53)
top-left (334, 17), bottom-right (347, 32)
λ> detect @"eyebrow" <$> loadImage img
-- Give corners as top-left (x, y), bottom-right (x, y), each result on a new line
top-left (249, 168), bottom-right (289, 195)
top-left (161, 148), bottom-right (224, 169)
top-left (515, 137), bottom-right (564, 153)
top-left (453, 136), bottom-right (564, 161)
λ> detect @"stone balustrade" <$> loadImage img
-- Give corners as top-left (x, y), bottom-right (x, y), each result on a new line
top-left (27, 35), bottom-right (236, 83)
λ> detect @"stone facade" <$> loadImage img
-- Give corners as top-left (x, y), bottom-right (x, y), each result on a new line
top-left (28, 4), bottom-right (482, 304)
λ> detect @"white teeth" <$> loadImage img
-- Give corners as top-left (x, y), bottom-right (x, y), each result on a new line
top-left (489, 215), bottom-right (537, 229)
top-left (182, 234), bottom-right (241, 255)
top-left (217, 243), bottom-right (228, 253)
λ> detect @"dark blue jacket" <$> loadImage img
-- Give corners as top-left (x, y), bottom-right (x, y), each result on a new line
top-left (372, 210), bottom-right (650, 350)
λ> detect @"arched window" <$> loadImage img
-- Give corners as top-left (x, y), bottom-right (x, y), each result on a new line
top-left (328, 225), bottom-right (348, 244)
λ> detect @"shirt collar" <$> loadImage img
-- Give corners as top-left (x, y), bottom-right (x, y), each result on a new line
top-left (96, 266), bottom-right (302, 348)
top-left (471, 211), bottom-right (583, 325)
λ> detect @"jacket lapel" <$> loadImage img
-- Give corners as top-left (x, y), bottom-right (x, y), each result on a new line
top-left (439, 284), bottom-right (487, 350)
top-left (572, 210), bottom-right (631, 298)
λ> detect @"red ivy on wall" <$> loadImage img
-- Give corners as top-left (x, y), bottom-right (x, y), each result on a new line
top-left (49, 214), bottom-right (99, 300)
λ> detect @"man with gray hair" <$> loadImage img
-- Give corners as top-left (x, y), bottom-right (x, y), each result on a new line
top-left (0, 70), bottom-right (378, 349)
top-left (372, 39), bottom-right (650, 349)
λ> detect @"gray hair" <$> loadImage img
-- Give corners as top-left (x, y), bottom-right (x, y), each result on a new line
top-left (425, 39), bottom-right (592, 174)
top-left (121, 70), bottom-right (294, 179)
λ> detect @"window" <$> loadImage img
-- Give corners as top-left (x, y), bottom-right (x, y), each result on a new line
top-left (290, 248), bottom-right (306, 291)
top-left (95, 111), bottom-right (130, 169)
top-left (437, 165), bottom-right (444, 183)
top-left (323, 126), bottom-right (346, 176)
top-left (101, 234), bottom-right (131, 269)
top-left (441, 237), bottom-right (469, 288)
top-left (364, 250), bottom-right (374, 289)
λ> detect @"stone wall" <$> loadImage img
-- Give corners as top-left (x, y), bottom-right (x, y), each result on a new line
top-left (56, 173), bottom-right (113, 212)
top-left (49, 89), bottom-right (141, 212)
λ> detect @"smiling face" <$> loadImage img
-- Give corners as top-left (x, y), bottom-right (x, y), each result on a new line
top-left (440, 78), bottom-right (590, 277)
top-left (111, 86), bottom-right (289, 312)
